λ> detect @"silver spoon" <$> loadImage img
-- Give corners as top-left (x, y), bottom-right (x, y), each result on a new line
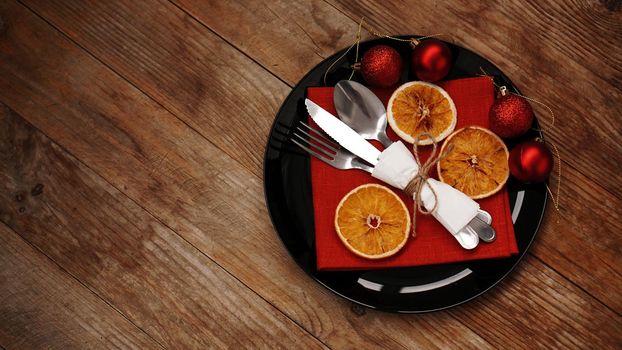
top-left (455, 226), bottom-right (479, 250)
top-left (471, 210), bottom-right (496, 242)
top-left (334, 80), bottom-right (393, 148)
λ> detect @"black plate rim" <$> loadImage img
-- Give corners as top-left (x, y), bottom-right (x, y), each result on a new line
top-left (263, 36), bottom-right (548, 313)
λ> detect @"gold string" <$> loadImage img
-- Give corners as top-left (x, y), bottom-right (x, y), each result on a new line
top-left (479, 67), bottom-right (562, 213)
top-left (361, 20), bottom-right (457, 45)
top-left (546, 141), bottom-right (562, 215)
top-left (323, 17), bottom-right (455, 85)
top-left (403, 133), bottom-right (454, 237)
top-left (322, 18), bottom-right (364, 85)
top-left (323, 40), bottom-right (356, 86)
top-left (349, 19), bottom-right (363, 80)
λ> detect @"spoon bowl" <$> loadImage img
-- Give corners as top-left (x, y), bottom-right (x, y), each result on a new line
top-left (334, 80), bottom-right (393, 148)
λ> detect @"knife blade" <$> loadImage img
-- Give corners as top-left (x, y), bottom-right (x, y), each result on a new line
top-left (305, 99), bottom-right (381, 166)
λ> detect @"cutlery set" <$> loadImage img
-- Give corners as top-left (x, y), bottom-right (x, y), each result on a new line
top-left (294, 81), bottom-right (496, 250)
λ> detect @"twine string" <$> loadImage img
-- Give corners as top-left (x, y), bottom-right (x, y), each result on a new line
top-left (546, 141), bottom-right (562, 214)
top-left (479, 68), bottom-right (555, 127)
top-left (323, 17), bottom-right (455, 85)
top-left (362, 21), bottom-right (456, 45)
top-left (403, 133), bottom-right (454, 237)
top-left (322, 19), bottom-right (363, 86)
top-left (349, 19), bottom-right (364, 80)
top-left (479, 67), bottom-right (561, 213)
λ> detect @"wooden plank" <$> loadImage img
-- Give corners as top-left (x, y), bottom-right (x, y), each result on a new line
top-left (19, 0), bottom-right (622, 312)
top-left (0, 2), bottom-right (494, 349)
top-left (530, 169), bottom-right (622, 311)
top-left (0, 105), bottom-right (327, 348)
top-left (0, 222), bottom-right (161, 349)
top-left (450, 255), bottom-right (622, 349)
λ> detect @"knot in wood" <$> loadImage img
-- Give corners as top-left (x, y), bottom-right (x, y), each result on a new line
top-left (14, 192), bottom-right (25, 202)
top-left (31, 184), bottom-right (44, 196)
top-left (350, 303), bottom-right (366, 316)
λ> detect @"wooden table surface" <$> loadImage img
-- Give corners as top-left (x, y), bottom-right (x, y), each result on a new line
top-left (0, 0), bottom-right (620, 348)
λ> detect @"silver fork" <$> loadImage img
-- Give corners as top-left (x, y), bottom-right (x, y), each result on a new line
top-left (291, 121), bottom-right (374, 173)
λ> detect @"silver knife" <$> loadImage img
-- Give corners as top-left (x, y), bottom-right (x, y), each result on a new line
top-left (305, 99), bottom-right (381, 166)
top-left (305, 98), bottom-right (494, 246)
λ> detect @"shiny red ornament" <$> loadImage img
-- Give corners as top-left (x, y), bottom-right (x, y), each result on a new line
top-left (509, 139), bottom-right (553, 183)
top-left (489, 89), bottom-right (534, 138)
top-left (360, 45), bottom-right (403, 88)
top-left (411, 39), bottom-right (452, 82)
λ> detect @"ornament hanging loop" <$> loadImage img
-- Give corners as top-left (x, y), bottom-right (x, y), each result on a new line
top-left (499, 86), bottom-right (508, 96)
top-left (409, 38), bottom-right (420, 48)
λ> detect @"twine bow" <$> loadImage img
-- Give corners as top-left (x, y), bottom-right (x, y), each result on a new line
top-left (403, 133), bottom-right (454, 237)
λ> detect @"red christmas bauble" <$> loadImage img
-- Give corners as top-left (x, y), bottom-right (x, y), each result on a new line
top-left (489, 91), bottom-right (534, 138)
top-left (509, 140), bottom-right (553, 183)
top-left (411, 39), bottom-right (452, 82)
top-left (360, 45), bottom-right (403, 88)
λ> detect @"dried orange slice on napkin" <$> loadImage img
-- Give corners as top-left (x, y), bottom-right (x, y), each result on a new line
top-left (387, 81), bottom-right (457, 145)
top-left (334, 184), bottom-right (410, 259)
top-left (438, 126), bottom-right (510, 199)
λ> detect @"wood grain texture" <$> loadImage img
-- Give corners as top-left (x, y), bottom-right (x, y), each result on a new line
top-left (0, 223), bottom-right (161, 350)
top-left (0, 2), bottom-right (493, 349)
top-left (0, 104), bottom-right (327, 349)
top-left (25, 0), bottom-right (622, 312)
top-left (451, 255), bottom-right (622, 349)
top-left (172, 0), bottom-right (363, 85)
top-left (529, 166), bottom-right (622, 311)
top-left (0, 0), bottom-right (620, 348)
top-left (21, 0), bottom-right (289, 179)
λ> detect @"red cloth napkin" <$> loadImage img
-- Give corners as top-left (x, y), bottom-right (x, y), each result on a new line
top-left (308, 77), bottom-right (518, 271)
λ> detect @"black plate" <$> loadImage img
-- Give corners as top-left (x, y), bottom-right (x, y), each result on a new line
top-left (264, 36), bottom-right (547, 313)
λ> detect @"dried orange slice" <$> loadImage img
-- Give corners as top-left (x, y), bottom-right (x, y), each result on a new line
top-left (334, 184), bottom-right (410, 259)
top-left (438, 126), bottom-right (510, 199)
top-left (387, 81), bottom-right (457, 145)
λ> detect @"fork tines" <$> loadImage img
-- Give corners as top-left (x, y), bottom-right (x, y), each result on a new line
top-left (290, 121), bottom-right (339, 162)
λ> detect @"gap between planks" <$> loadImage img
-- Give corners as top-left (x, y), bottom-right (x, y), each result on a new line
top-left (0, 95), bottom-right (334, 350)
top-left (0, 222), bottom-right (168, 350)
top-left (11, 0), bottom-right (260, 184)
top-left (530, 253), bottom-right (620, 318)
top-left (7, 5), bottom-right (334, 346)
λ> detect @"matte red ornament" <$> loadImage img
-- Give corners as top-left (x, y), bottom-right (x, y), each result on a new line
top-left (508, 139), bottom-right (553, 183)
top-left (489, 88), bottom-right (534, 138)
top-left (410, 39), bottom-right (452, 82)
top-left (360, 45), bottom-right (403, 88)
